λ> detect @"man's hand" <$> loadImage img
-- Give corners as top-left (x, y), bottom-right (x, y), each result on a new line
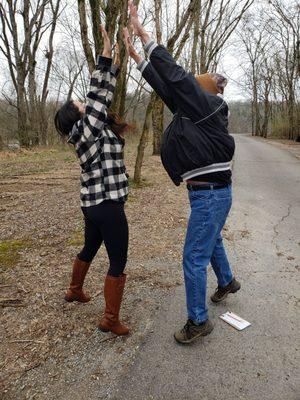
top-left (113, 43), bottom-right (120, 66)
top-left (100, 24), bottom-right (112, 58)
top-left (123, 27), bottom-right (142, 64)
top-left (128, 1), bottom-right (142, 36)
top-left (128, 1), bottom-right (149, 44)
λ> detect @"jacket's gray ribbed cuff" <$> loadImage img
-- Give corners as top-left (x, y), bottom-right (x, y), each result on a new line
top-left (144, 39), bottom-right (158, 58)
top-left (137, 59), bottom-right (149, 74)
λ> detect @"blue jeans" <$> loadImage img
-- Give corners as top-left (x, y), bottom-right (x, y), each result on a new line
top-left (183, 185), bottom-right (233, 324)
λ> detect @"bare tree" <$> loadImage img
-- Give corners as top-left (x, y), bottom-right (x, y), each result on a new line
top-left (0, 0), bottom-right (61, 147)
top-left (238, 14), bottom-right (270, 136)
top-left (194, 0), bottom-right (254, 74)
top-left (238, 1), bottom-right (299, 139)
top-left (269, 0), bottom-right (299, 139)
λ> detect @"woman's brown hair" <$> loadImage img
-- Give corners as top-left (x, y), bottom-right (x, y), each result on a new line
top-left (106, 112), bottom-right (131, 137)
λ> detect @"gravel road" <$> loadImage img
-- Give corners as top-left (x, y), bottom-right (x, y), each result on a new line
top-left (111, 134), bottom-right (300, 400)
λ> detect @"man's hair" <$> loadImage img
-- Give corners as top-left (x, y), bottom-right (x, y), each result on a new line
top-left (210, 73), bottom-right (228, 94)
top-left (195, 73), bottom-right (228, 95)
top-left (54, 100), bottom-right (82, 136)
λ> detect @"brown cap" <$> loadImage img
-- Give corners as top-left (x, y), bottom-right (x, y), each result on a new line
top-left (195, 73), bottom-right (219, 95)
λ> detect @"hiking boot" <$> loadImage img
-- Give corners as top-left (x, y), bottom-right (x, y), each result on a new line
top-left (211, 278), bottom-right (241, 303)
top-left (174, 319), bottom-right (214, 344)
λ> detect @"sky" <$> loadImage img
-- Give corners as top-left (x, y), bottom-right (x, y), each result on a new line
top-left (220, 54), bottom-right (248, 101)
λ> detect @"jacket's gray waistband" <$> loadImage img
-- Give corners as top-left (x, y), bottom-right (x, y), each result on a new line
top-left (181, 162), bottom-right (231, 180)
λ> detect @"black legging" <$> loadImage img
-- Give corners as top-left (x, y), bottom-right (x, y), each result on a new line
top-left (78, 200), bottom-right (128, 277)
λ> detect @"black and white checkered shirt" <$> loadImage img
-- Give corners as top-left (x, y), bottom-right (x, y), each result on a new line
top-left (68, 56), bottom-right (129, 208)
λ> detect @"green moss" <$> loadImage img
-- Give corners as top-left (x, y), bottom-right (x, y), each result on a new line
top-left (0, 239), bottom-right (31, 271)
top-left (68, 231), bottom-right (84, 247)
top-left (126, 193), bottom-right (136, 203)
top-left (68, 221), bottom-right (84, 247)
top-left (63, 155), bottom-right (75, 163)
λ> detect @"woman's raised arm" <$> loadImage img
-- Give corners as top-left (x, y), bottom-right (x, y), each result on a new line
top-left (80, 26), bottom-right (119, 143)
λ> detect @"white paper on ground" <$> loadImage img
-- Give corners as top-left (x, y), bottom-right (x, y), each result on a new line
top-left (220, 311), bottom-right (251, 331)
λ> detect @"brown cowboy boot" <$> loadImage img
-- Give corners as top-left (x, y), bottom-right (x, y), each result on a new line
top-left (65, 257), bottom-right (91, 303)
top-left (98, 274), bottom-right (129, 335)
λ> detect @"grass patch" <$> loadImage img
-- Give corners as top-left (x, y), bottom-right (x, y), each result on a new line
top-left (68, 231), bottom-right (84, 247)
top-left (68, 220), bottom-right (84, 247)
top-left (0, 239), bottom-right (32, 271)
top-left (126, 193), bottom-right (136, 203)
top-left (0, 147), bottom-right (76, 178)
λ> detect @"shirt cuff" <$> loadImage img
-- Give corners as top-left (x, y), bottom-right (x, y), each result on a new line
top-left (97, 56), bottom-right (113, 70)
top-left (111, 64), bottom-right (120, 77)
top-left (137, 59), bottom-right (149, 74)
top-left (144, 39), bottom-right (158, 58)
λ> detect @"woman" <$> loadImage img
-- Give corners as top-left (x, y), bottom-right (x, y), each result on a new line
top-left (54, 26), bottom-right (130, 336)
top-left (123, 2), bottom-right (240, 344)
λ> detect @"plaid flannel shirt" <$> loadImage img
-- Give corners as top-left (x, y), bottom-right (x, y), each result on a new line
top-left (68, 56), bottom-right (129, 208)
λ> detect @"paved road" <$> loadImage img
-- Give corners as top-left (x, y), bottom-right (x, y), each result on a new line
top-left (111, 135), bottom-right (300, 400)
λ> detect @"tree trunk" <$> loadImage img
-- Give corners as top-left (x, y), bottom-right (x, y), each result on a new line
top-left (251, 100), bottom-right (255, 136)
top-left (253, 81), bottom-right (261, 136)
top-left (200, 27), bottom-right (207, 73)
top-left (191, 0), bottom-right (200, 74)
top-left (0, 134), bottom-right (4, 151)
top-left (17, 94), bottom-right (30, 147)
top-left (89, 0), bottom-right (102, 57)
top-left (134, 93), bottom-right (155, 184)
top-left (110, 0), bottom-right (129, 117)
top-left (287, 88), bottom-right (295, 140)
top-left (105, 0), bottom-right (120, 41)
top-left (262, 97), bottom-right (270, 138)
top-left (77, 0), bottom-right (96, 74)
top-left (28, 63), bottom-right (39, 145)
top-left (152, 96), bottom-right (164, 155)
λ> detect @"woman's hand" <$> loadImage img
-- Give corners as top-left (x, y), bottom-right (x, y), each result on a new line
top-left (128, 1), bottom-right (150, 44)
top-left (123, 27), bottom-right (142, 64)
top-left (100, 24), bottom-right (112, 58)
top-left (113, 43), bottom-right (120, 67)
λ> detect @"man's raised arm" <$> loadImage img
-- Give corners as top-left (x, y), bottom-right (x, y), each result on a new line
top-left (123, 28), bottom-right (176, 114)
top-left (128, 2), bottom-right (216, 123)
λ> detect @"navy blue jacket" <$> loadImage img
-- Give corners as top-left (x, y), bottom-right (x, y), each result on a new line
top-left (138, 43), bottom-right (235, 186)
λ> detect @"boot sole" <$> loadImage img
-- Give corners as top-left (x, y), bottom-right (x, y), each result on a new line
top-left (98, 327), bottom-right (110, 333)
top-left (98, 327), bottom-right (129, 335)
top-left (64, 297), bottom-right (91, 303)
top-left (174, 325), bottom-right (214, 345)
top-left (211, 283), bottom-right (241, 303)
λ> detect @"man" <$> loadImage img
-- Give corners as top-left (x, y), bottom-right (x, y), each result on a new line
top-left (124, 2), bottom-right (241, 344)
